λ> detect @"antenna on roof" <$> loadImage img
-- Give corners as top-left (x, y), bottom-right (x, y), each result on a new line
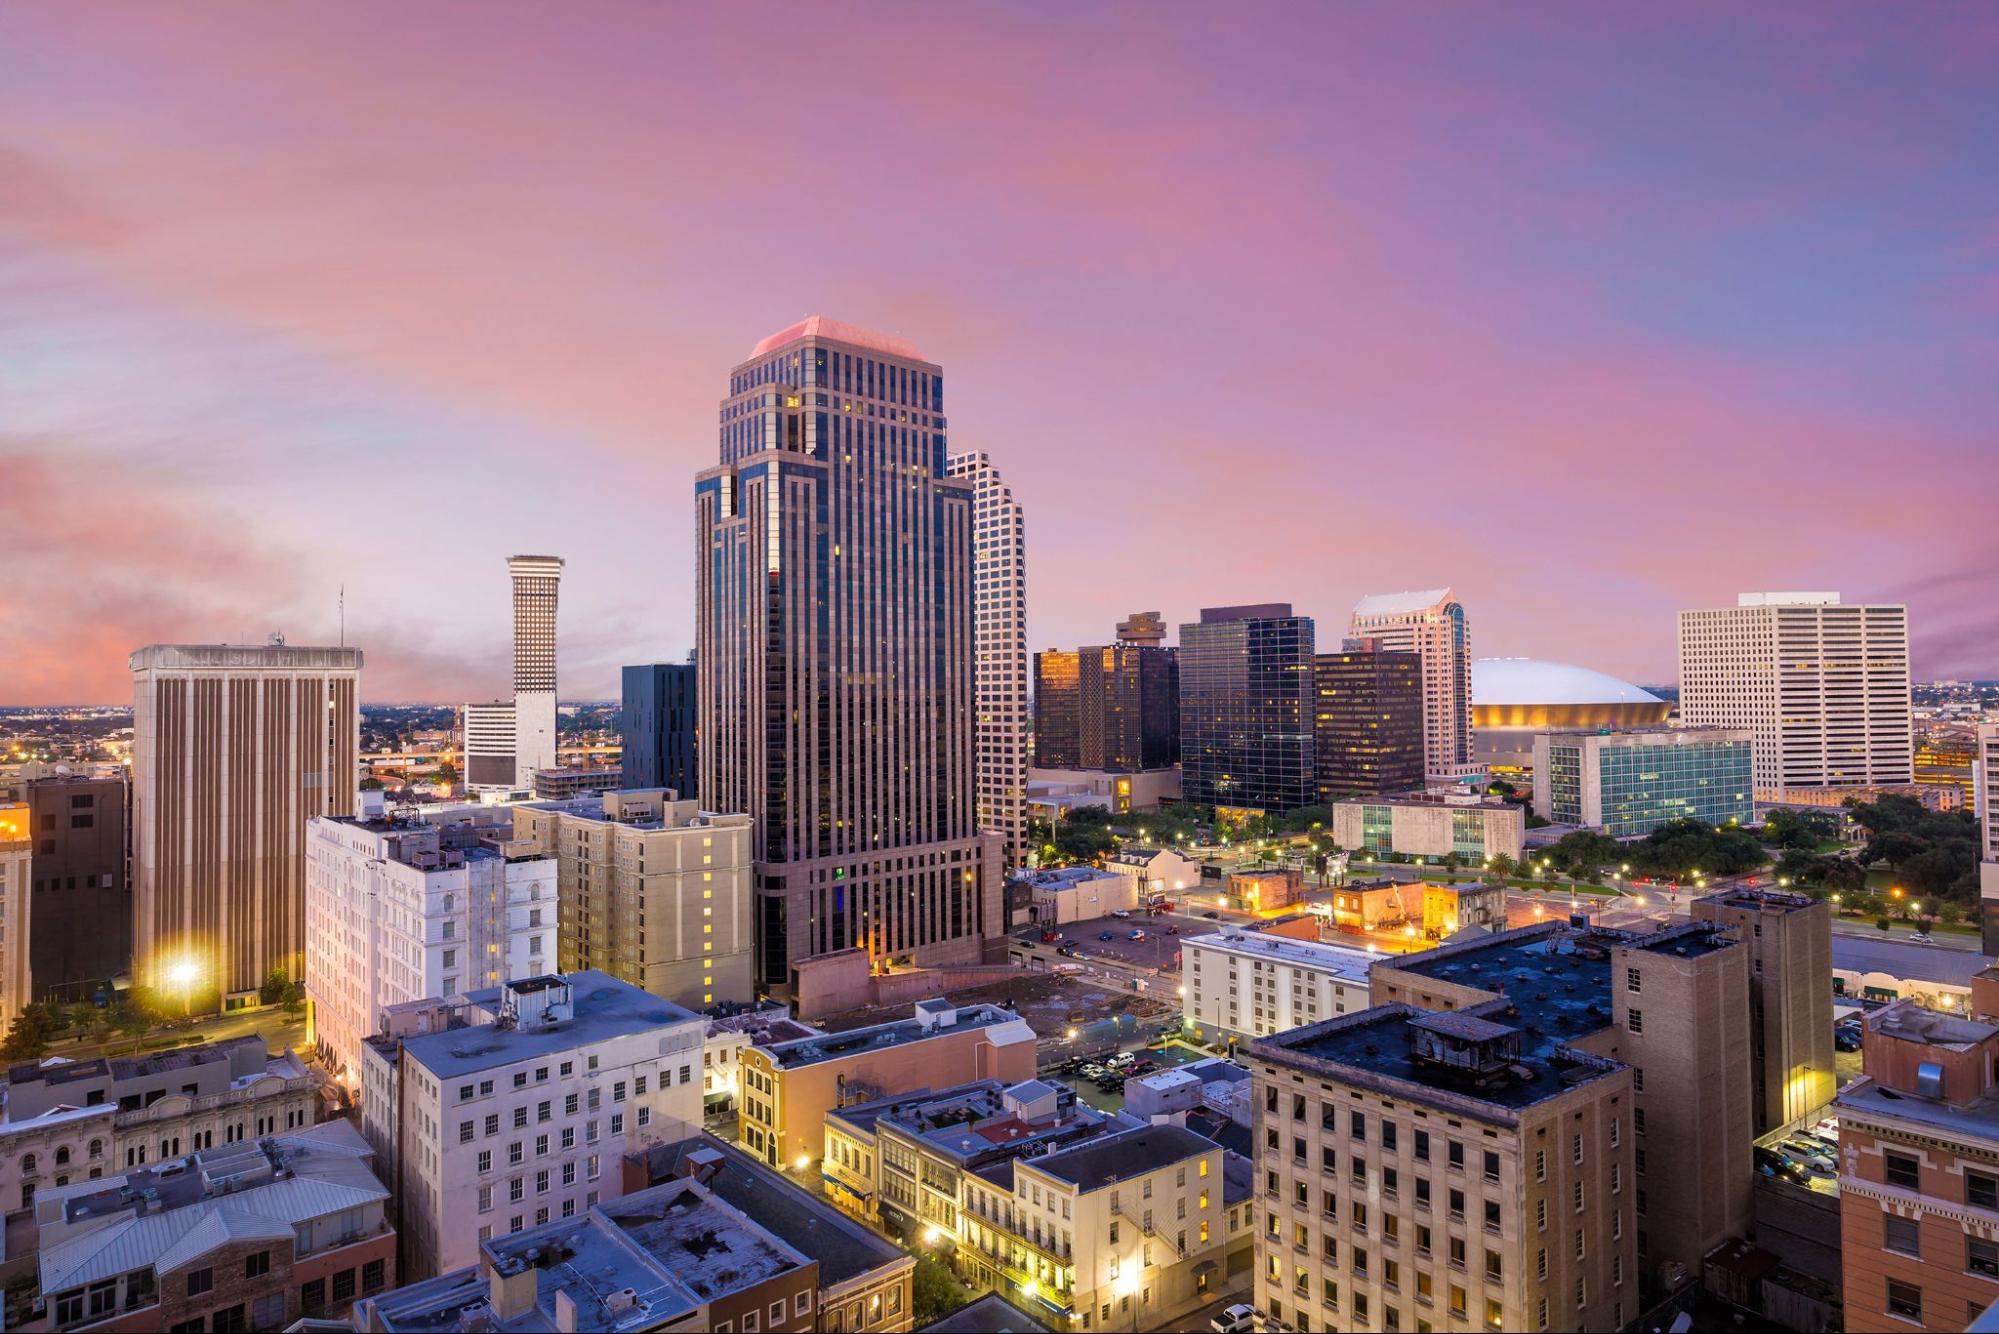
top-left (339, 585), bottom-right (345, 647)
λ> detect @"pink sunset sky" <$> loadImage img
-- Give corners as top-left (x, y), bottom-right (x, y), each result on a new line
top-left (2, 4), bottom-right (1995, 704)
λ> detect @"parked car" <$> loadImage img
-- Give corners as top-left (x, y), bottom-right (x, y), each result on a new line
top-left (1128, 929), bottom-right (1147, 941)
top-left (1127, 1058), bottom-right (1156, 1075)
top-left (1201, 910), bottom-right (1221, 919)
top-left (1212, 1304), bottom-right (1260, 1334)
top-left (1111, 908), bottom-right (1133, 919)
top-left (1040, 931), bottom-right (1062, 943)
top-left (1910, 932), bottom-right (1935, 945)
top-left (1834, 1025), bottom-right (1862, 1052)
top-left (1096, 1075), bottom-right (1126, 1092)
top-left (1098, 931), bottom-right (1115, 941)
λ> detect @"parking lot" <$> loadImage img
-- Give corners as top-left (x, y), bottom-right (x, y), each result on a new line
top-left (1021, 908), bottom-right (1210, 972)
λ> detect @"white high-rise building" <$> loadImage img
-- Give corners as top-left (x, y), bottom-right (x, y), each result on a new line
top-left (1677, 592), bottom-right (1912, 801)
top-left (508, 555), bottom-right (564, 787)
top-left (305, 805), bottom-right (555, 1091)
top-left (461, 700), bottom-right (519, 795)
top-left (946, 450), bottom-right (1028, 865)
top-left (1348, 588), bottom-right (1476, 781)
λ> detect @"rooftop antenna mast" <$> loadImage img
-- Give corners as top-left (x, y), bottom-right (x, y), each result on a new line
top-left (339, 585), bottom-right (345, 647)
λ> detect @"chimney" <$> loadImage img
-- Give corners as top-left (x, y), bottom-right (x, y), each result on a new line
top-left (684, 1147), bottom-right (725, 1186)
top-left (488, 1257), bottom-right (538, 1321)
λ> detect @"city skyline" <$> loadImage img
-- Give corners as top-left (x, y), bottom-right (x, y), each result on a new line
top-left (4, 6), bottom-right (1997, 705)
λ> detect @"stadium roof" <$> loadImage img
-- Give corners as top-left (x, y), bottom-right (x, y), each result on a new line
top-left (1472, 658), bottom-right (1664, 708)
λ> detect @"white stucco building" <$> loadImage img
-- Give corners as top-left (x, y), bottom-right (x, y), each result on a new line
top-left (1181, 929), bottom-right (1374, 1047)
top-left (305, 806), bottom-right (555, 1091)
top-left (1348, 588), bottom-right (1477, 781)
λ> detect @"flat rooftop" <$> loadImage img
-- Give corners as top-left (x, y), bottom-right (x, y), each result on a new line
top-left (1020, 866), bottom-right (1124, 889)
top-left (1185, 931), bottom-right (1374, 984)
top-left (835, 1079), bottom-right (1103, 1163)
top-left (394, 972), bottom-right (699, 1078)
top-left (1340, 790), bottom-right (1516, 810)
top-left (756, 1004), bottom-right (1028, 1070)
top-left (1838, 1076), bottom-right (1999, 1142)
top-left (1698, 887), bottom-right (1821, 915)
top-left (1026, 1125), bottom-right (1216, 1192)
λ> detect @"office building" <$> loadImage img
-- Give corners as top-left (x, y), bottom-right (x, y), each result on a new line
top-left (1472, 658), bottom-right (1672, 779)
top-left (1117, 611), bottom-right (1167, 647)
top-left (1313, 644), bottom-right (1423, 800)
top-left (507, 555), bottom-right (564, 788)
top-left (1248, 1004), bottom-right (1635, 1334)
top-left (1034, 650), bottom-right (1083, 768)
top-left (1371, 920), bottom-right (1754, 1279)
top-left (620, 661), bottom-right (697, 797)
top-left (305, 805), bottom-right (556, 1091)
top-left (129, 641), bottom-right (361, 1002)
top-left (1181, 930), bottom-right (1373, 1048)
top-left (512, 789), bottom-right (755, 1010)
top-left (957, 1123), bottom-right (1229, 1330)
top-left (627, 1134), bottom-right (918, 1334)
top-left (358, 972), bottom-right (707, 1279)
top-left (1915, 722), bottom-right (1979, 808)
top-left (695, 317), bottom-right (1005, 991)
top-left (1835, 1000), bottom-right (1999, 1333)
top-left (0, 772), bottom-right (128, 1000)
top-left (0, 803), bottom-right (27, 1029)
top-left (353, 1174), bottom-right (817, 1334)
top-left (34, 1120), bottom-right (392, 1333)
top-left (1532, 727), bottom-right (1754, 836)
top-left (1179, 604), bottom-right (1315, 815)
top-left (1677, 592), bottom-right (1913, 800)
top-left (460, 700), bottom-right (519, 795)
top-left (947, 450), bottom-right (1029, 865)
top-left (1026, 767), bottom-right (1180, 819)
top-left (1033, 617), bottom-right (1180, 777)
top-left (1980, 725), bottom-right (1999, 954)
top-left (1691, 887), bottom-right (1835, 1134)
top-left (735, 1000), bottom-right (1036, 1171)
top-left (1330, 789), bottom-right (1526, 864)
top-left (1348, 588), bottom-right (1477, 781)
top-left (0, 1034), bottom-right (317, 1217)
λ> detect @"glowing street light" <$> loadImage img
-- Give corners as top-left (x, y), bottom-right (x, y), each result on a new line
top-left (166, 958), bottom-right (201, 1018)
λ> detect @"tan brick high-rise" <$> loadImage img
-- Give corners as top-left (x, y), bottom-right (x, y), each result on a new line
top-left (131, 643), bottom-right (361, 1002)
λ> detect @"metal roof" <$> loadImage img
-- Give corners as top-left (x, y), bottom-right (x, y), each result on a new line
top-left (1472, 657), bottom-right (1664, 708)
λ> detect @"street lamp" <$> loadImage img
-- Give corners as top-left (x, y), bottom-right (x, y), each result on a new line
top-left (166, 959), bottom-right (200, 1019)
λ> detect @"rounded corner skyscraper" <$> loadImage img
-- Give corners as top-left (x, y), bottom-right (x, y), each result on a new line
top-left (695, 317), bottom-right (1004, 994)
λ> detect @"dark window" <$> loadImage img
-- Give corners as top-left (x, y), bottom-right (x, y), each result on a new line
top-left (187, 1267), bottom-right (214, 1297)
top-left (333, 1268), bottom-right (357, 1302)
top-left (1884, 1152), bottom-right (1920, 1190)
top-left (213, 1306), bottom-right (248, 1334)
top-left (1448, 1142), bottom-right (1464, 1170)
top-left (1971, 1238), bottom-right (1999, 1278)
top-left (1414, 1130), bottom-right (1429, 1161)
top-left (1968, 1171), bottom-right (1998, 1209)
top-left (302, 1278), bottom-right (327, 1312)
top-left (363, 1259), bottom-right (386, 1293)
top-left (245, 1250), bottom-right (271, 1279)
top-left (1886, 1280), bottom-right (1921, 1321)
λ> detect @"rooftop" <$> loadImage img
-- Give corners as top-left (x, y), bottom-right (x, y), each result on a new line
top-left (7, 1033), bottom-right (269, 1091)
top-left (1021, 866), bottom-right (1124, 890)
top-left (1338, 788), bottom-right (1517, 811)
top-left (1471, 658), bottom-right (1665, 708)
top-left (920, 1292), bottom-right (1054, 1333)
top-left (1026, 1125), bottom-right (1217, 1192)
top-left (1352, 589), bottom-right (1453, 619)
top-left (1697, 887), bottom-right (1822, 915)
top-left (391, 972), bottom-right (700, 1079)
top-left (749, 315), bottom-right (928, 364)
top-left (832, 1079), bottom-right (1107, 1165)
top-left (1837, 1075), bottom-right (1999, 1142)
top-left (1185, 931), bottom-right (1374, 984)
top-left (755, 1003), bottom-right (1031, 1070)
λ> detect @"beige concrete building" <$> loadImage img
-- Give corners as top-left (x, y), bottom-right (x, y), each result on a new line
top-left (1249, 1004), bottom-right (1635, 1334)
top-left (1348, 589), bottom-right (1477, 781)
top-left (947, 450), bottom-right (1029, 867)
top-left (1979, 724), bottom-right (1999, 954)
top-left (959, 1124), bottom-right (1228, 1331)
top-left (1371, 919), bottom-right (1755, 1284)
top-left (1836, 1000), bottom-right (1999, 1333)
top-left (512, 789), bottom-right (754, 1011)
top-left (697, 318), bottom-right (1006, 992)
top-left (506, 554), bottom-right (563, 788)
top-left (1182, 929), bottom-right (1373, 1048)
top-left (736, 1000), bottom-right (1037, 1172)
top-left (1691, 887), bottom-right (1835, 1134)
top-left (0, 803), bottom-right (29, 1029)
top-left (129, 642), bottom-right (362, 1002)
top-left (1677, 591), bottom-right (1913, 801)
top-left (1330, 788), bottom-right (1526, 865)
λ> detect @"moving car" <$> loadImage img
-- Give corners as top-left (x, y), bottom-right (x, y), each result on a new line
top-left (1212, 1304), bottom-right (1259, 1334)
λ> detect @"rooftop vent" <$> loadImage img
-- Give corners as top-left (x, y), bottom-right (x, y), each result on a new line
top-left (1915, 1062), bottom-right (1945, 1100)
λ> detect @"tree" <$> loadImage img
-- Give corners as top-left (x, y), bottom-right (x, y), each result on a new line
top-left (910, 1255), bottom-right (969, 1326)
top-left (282, 981), bottom-right (307, 1022)
top-left (1487, 853), bottom-right (1518, 880)
top-left (0, 1010), bottom-right (52, 1061)
top-left (1876, 918), bottom-right (1893, 934)
top-left (260, 967), bottom-right (291, 1007)
top-left (112, 1006), bottom-right (150, 1054)
top-left (359, 777), bottom-right (386, 791)
top-left (435, 760), bottom-right (461, 784)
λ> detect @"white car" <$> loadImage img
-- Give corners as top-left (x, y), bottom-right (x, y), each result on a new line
top-left (1211, 1304), bottom-right (1259, 1334)
top-left (1110, 908), bottom-right (1133, 919)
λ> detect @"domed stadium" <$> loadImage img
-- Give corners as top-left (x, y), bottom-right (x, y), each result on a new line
top-left (1472, 658), bottom-right (1671, 776)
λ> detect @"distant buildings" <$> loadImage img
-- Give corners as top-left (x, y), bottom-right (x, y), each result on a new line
top-left (1981, 725), bottom-right (1999, 954)
top-left (948, 451), bottom-right (1030, 865)
top-left (1691, 887), bottom-right (1834, 1134)
top-left (1102, 846), bottom-right (1200, 897)
top-left (619, 661), bottom-right (697, 798)
top-left (1032, 614), bottom-right (1179, 775)
top-left (1835, 1000), bottom-right (1999, 1334)
top-left (1532, 727), bottom-right (1754, 835)
top-left (129, 641), bottom-right (362, 1001)
top-left (0, 770), bottom-right (128, 999)
top-left (1349, 588), bottom-right (1476, 781)
top-left (0, 803), bottom-right (27, 1027)
top-left (1312, 642), bottom-right (1423, 800)
top-left (1178, 604), bottom-right (1315, 815)
top-left (1330, 788), bottom-right (1526, 865)
top-left (506, 555), bottom-right (564, 788)
top-left (359, 972), bottom-right (707, 1279)
top-left (1471, 657), bottom-right (1671, 780)
top-left (1025, 767), bottom-right (1181, 819)
top-left (527, 764), bottom-right (623, 800)
top-left (513, 789), bottom-right (755, 1010)
top-left (1181, 929), bottom-right (1374, 1047)
top-left (696, 317), bottom-right (1004, 991)
top-left (736, 1000), bottom-right (1037, 1171)
top-left (304, 805), bottom-right (556, 1089)
top-left (1678, 591), bottom-right (1913, 801)
top-left (1021, 865), bottom-right (1136, 925)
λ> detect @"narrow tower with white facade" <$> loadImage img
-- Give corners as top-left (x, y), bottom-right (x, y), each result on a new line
top-left (508, 554), bottom-right (564, 786)
top-left (946, 450), bottom-right (1028, 865)
top-left (1348, 588), bottom-right (1476, 782)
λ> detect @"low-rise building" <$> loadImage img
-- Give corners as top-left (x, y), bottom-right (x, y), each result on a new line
top-left (528, 765), bottom-right (625, 800)
top-left (1022, 867), bottom-right (1136, 925)
top-left (358, 971), bottom-right (706, 1279)
top-left (1421, 880), bottom-right (1508, 937)
top-left (1532, 727), bottom-right (1754, 836)
top-left (1025, 769), bottom-right (1182, 819)
top-left (513, 789), bottom-right (756, 1010)
top-left (1225, 866), bottom-right (1302, 912)
top-left (1102, 847), bottom-right (1199, 897)
top-left (701, 1004), bottom-right (822, 1118)
top-left (352, 1171), bottom-right (816, 1334)
top-left (33, 1119), bottom-right (392, 1332)
top-left (1329, 881), bottom-right (1406, 932)
top-left (0, 1035), bottom-right (317, 1217)
top-left (305, 806), bottom-right (556, 1091)
top-left (1835, 1000), bottom-right (1999, 1333)
top-left (1331, 788), bottom-right (1527, 864)
top-left (1181, 931), bottom-right (1373, 1049)
top-left (958, 1124), bottom-right (1229, 1331)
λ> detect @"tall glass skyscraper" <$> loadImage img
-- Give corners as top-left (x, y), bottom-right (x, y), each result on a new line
top-left (1349, 587), bottom-right (1476, 781)
top-left (695, 317), bottom-right (1003, 992)
top-left (1178, 604), bottom-right (1316, 814)
top-left (620, 661), bottom-right (697, 797)
top-left (1314, 643), bottom-right (1424, 800)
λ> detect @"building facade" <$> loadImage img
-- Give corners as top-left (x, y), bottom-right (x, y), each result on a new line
top-left (0, 772), bottom-right (128, 1000)
top-left (1979, 724), bottom-right (1999, 954)
top-left (507, 555), bottom-right (564, 788)
top-left (1034, 622), bottom-right (1180, 778)
top-left (1181, 930), bottom-right (1373, 1048)
top-left (358, 972), bottom-right (707, 1280)
top-left (619, 661), bottom-right (698, 798)
top-left (1690, 888), bottom-right (1835, 1135)
top-left (947, 450), bottom-right (1029, 866)
top-left (1312, 645), bottom-right (1423, 801)
top-left (459, 701), bottom-right (518, 795)
top-left (129, 642), bottom-right (362, 1002)
top-left (512, 789), bottom-right (755, 1011)
top-left (305, 806), bottom-right (555, 1091)
top-left (1348, 589), bottom-right (1476, 781)
top-left (1179, 605), bottom-right (1315, 815)
top-left (1532, 727), bottom-right (1754, 836)
top-left (1471, 658), bottom-right (1671, 780)
top-left (695, 316), bottom-right (1004, 992)
top-left (1677, 591), bottom-right (1914, 800)
top-left (1331, 790), bottom-right (1526, 865)
top-left (0, 803), bottom-right (28, 1029)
